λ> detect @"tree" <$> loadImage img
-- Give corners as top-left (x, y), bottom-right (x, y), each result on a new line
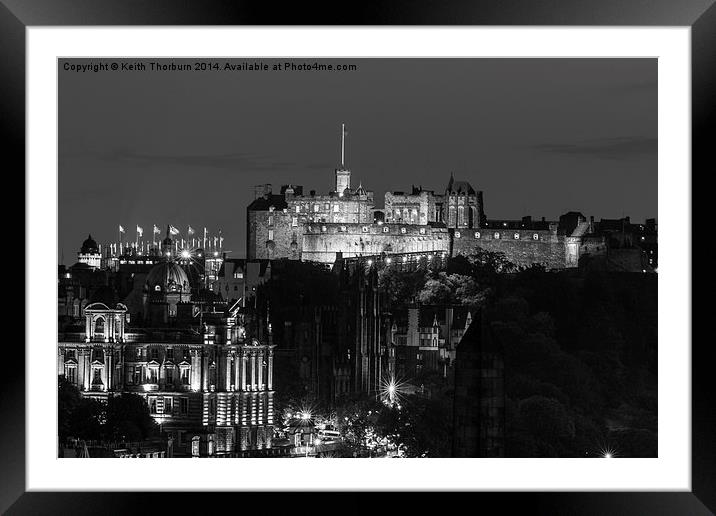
top-left (417, 272), bottom-right (489, 307)
top-left (104, 393), bottom-right (158, 441)
top-left (58, 375), bottom-right (82, 441)
top-left (58, 376), bottom-right (104, 441)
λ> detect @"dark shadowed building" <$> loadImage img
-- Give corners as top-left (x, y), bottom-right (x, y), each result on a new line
top-left (452, 310), bottom-right (505, 457)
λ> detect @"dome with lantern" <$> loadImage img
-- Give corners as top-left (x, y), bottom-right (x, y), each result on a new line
top-left (145, 260), bottom-right (190, 294)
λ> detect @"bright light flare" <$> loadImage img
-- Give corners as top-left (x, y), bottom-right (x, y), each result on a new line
top-left (181, 249), bottom-right (191, 259)
top-left (380, 376), bottom-right (407, 409)
top-left (597, 444), bottom-right (618, 459)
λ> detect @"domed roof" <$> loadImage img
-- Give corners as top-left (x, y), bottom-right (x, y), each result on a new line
top-left (146, 260), bottom-right (190, 293)
top-left (81, 234), bottom-right (99, 254)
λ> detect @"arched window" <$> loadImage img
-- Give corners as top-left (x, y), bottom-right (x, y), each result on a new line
top-left (94, 317), bottom-right (105, 337)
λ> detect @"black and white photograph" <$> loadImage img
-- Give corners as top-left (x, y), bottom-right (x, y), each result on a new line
top-left (57, 57), bottom-right (658, 460)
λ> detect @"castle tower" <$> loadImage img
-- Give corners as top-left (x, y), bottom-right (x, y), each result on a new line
top-left (335, 123), bottom-right (351, 196)
top-left (161, 225), bottom-right (174, 257)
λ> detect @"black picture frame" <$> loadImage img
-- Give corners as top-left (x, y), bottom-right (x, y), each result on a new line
top-left (6, 1), bottom-right (712, 513)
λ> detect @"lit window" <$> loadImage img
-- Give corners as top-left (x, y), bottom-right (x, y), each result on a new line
top-left (533, 233), bottom-right (539, 240)
top-left (419, 228), bottom-right (426, 235)
top-left (324, 203), bottom-right (330, 211)
top-left (514, 233), bottom-right (520, 240)
top-left (340, 226), bottom-right (347, 232)
top-left (234, 271), bottom-right (244, 279)
top-left (401, 227), bottom-right (407, 234)
top-left (383, 227), bottom-right (389, 233)
top-left (164, 397), bottom-right (173, 414)
top-left (362, 226), bottom-right (369, 233)
top-left (292, 217), bottom-right (298, 227)
top-left (268, 230), bottom-right (274, 241)
top-left (494, 232), bottom-right (500, 239)
top-left (295, 205), bottom-right (300, 213)
top-left (313, 204), bottom-right (319, 213)
top-left (333, 204), bottom-right (340, 213)
top-left (321, 226), bottom-right (327, 232)
top-left (474, 232), bottom-right (481, 239)
top-left (455, 231), bottom-right (461, 238)
top-left (268, 216), bottom-right (273, 226)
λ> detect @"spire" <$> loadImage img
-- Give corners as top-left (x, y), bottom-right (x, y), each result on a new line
top-left (341, 122), bottom-right (345, 167)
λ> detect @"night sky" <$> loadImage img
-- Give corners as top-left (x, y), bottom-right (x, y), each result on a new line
top-left (59, 58), bottom-right (656, 262)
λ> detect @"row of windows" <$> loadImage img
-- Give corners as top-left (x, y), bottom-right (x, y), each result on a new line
top-left (148, 395), bottom-right (189, 415)
top-left (292, 203), bottom-right (341, 213)
top-left (127, 364), bottom-right (191, 385)
top-left (454, 231), bottom-right (541, 240)
top-left (306, 225), bottom-right (430, 235)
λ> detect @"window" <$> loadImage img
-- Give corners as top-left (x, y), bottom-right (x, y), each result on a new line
top-left (340, 225), bottom-right (347, 232)
top-left (166, 367), bottom-right (174, 384)
top-left (148, 367), bottom-right (158, 383)
top-left (474, 232), bottom-right (481, 239)
top-left (93, 368), bottom-right (102, 383)
top-left (513, 233), bottom-right (520, 240)
top-left (401, 227), bottom-right (406, 234)
top-left (292, 217), bottom-right (298, 227)
top-left (321, 226), bottom-right (327, 232)
top-left (533, 233), bottom-right (539, 240)
top-left (150, 348), bottom-right (159, 360)
top-left (324, 203), bottom-right (330, 210)
top-left (164, 397), bottom-right (173, 414)
top-left (383, 227), bottom-right (389, 233)
top-left (65, 349), bottom-right (75, 360)
top-left (362, 226), bottom-right (369, 233)
top-left (268, 229), bottom-right (274, 241)
top-left (181, 367), bottom-right (190, 385)
top-left (180, 397), bottom-right (189, 415)
top-left (148, 397), bottom-right (158, 414)
top-left (494, 232), bottom-right (500, 239)
top-left (313, 204), bottom-right (319, 213)
top-left (333, 204), bottom-right (340, 213)
top-left (419, 228), bottom-right (426, 235)
top-left (455, 231), bottom-right (461, 238)
top-left (65, 366), bottom-right (76, 384)
top-left (295, 205), bottom-right (300, 213)
top-left (268, 215), bottom-right (273, 226)
top-left (166, 348), bottom-right (173, 360)
top-left (132, 365), bottom-right (142, 385)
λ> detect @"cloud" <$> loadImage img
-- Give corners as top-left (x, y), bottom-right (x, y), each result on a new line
top-left (63, 147), bottom-right (330, 172)
top-left (532, 136), bottom-right (657, 160)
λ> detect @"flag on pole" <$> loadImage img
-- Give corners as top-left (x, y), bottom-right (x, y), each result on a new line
top-left (169, 225), bottom-right (179, 236)
top-left (136, 225), bottom-right (144, 237)
top-left (153, 225), bottom-right (161, 235)
top-left (119, 225), bottom-right (125, 233)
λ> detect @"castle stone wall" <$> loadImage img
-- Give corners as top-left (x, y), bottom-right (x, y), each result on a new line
top-left (301, 223), bottom-right (451, 263)
top-left (451, 228), bottom-right (567, 269)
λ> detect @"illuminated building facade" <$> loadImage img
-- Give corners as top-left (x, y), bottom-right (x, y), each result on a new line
top-left (58, 276), bottom-right (276, 456)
